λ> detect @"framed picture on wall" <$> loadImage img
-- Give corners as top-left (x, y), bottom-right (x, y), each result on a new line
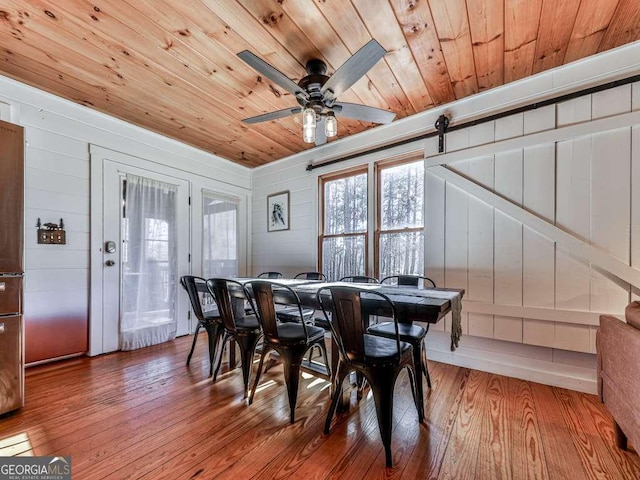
top-left (267, 190), bottom-right (290, 232)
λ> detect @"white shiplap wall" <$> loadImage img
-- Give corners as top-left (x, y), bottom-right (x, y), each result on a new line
top-left (251, 42), bottom-right (640, 393)
top-left (0, 73), bottom-right (251, 363)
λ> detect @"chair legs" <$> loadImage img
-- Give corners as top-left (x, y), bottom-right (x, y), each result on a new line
top-left (250, 343), bottom-right (315, 423)
top-left (369, 367), bottom-right (399, 468)
top-left (203, 323), bottom-right (221, 377)
top-left (186, 323), bottom-right (202, 367)
top-left (412, 341), bottom-right (426, 422)
top-left (324, 360), bottom-right (351, 434)
top-left (281, 349), bottom-right (304, 424)
top-left (187, 322), bottom-right (223, 378)
top-left (325, 359), bottom-right (420, 468)
top-left (213, 331), bottom-right (261, 399)
top-left (236, 333), bottom-right (262, 398)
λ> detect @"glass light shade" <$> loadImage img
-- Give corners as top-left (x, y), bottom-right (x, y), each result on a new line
top-left (325, 113), bottom-right (337, 137)
top-left (302, 108), bottom-right (316, 128)
top-left (303, 125), bottom-right (316, 143)
top-left (302, 107), bottom-right (316, 143)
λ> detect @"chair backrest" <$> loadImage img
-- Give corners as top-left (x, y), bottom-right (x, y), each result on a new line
top-left (317, 286), bottom-right (399, 364)
top-left (180, 275), bottom-right (217, 322)
top-left (247, 280), bottom-right (309, 343)
top-left (380, 274), bottom-right (436, 288)
top-left (339, 275), bottom-right (379, 284)
top-left (206, 278), bottom-right (255, 332)
top-left (294, 271), bottom-right (327, 281)
top-left (257, 271), bottom-right (283, 279)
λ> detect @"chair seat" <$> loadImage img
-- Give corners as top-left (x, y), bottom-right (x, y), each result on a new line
top-left (276, 322), bottom-right (326, 342)
top-left (276, 306), bottom-right (315, 323)
top-left (368, 321), bottom-right (426, 340)
top-left (235, 314), bottom-right (260, 331)
top-left (201, 313), bottom-right (220, 324)
top-left (362, 334), bottom-right (412, 361)
top-left (314, 315), bottom-right (331, 330)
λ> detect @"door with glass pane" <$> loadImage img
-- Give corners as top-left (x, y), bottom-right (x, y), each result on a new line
top-left (102, 160), bottom-right (189, 353)
top-left (202, 190), bottom-right (239, 278)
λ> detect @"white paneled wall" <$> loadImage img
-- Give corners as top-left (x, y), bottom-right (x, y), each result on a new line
top-left (252, 45), bottom-right (640, 393)
top-left (429, 83), bottom-right (638, 361)
top-left (0, 73), bottom-right (250, 363)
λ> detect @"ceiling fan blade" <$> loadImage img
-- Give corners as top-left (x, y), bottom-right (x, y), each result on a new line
top-left (321, 39), bottom-right (387, 102)
top-left (333, 102), bottom-right (396, 124)
top-left (241, 107), bottom-right (302, 124)
top-left (315, 116), bottom-right (327, 146)
top-left (237, 50), bottom-right (309, 100)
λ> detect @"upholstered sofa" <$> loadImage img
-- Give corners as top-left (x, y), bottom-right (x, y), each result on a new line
top-left (597, 301), bottom-right (640, 451)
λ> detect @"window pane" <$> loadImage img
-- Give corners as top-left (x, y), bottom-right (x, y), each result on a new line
top-left (378, 231), bottom-right (424, 278)
top-left (380, 161), bottom-right (424, 230)
top-left (322, 235), bottom-right (366, 281)
top-left (324, 173), bottom-right (367, 234)
top-left (202, 192), bottom-right (239, 278)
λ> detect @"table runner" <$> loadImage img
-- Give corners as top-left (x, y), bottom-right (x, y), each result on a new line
top-left (293, 282), bottom-right (463, 351)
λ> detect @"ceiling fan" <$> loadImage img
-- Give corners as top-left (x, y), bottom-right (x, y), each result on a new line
top-left (237, 39), bottom-right (396, 146)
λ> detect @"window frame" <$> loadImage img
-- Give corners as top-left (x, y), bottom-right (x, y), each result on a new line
top-left (318, 165), bottom-right (370, 278)
top-left (374, 155), bottom-right (425, 278)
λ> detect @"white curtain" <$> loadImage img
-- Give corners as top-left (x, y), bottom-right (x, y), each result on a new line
top-left (120, 174), bottom-right (178, 350)
top-left (202, 190), bottom-right (239, 278)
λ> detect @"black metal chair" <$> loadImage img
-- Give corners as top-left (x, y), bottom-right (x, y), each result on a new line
top-left (369, 274), bottom-right (438, 419)
top-left (246, 280), bottom-right (330, 423)
top-left (180, 276), bottom-right (222, 377)
top-left (317, 285), bottom-right (421, 467)
top-left (206, 278), bottom-right (262, 398)
top-left (380, 274), bottom-right (436, 288)
top-left (294, 271), bottom-right (328, 281)
top-left (339, 275), bottom-right (380, 284)
top-left (257, 271), bottom-right (283, 279)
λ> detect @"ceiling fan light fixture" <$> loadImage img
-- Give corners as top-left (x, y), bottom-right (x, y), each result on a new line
top-left (302, 107), bottom-right (316, 143)
top-left (325, 112), bottom-right (337, 137)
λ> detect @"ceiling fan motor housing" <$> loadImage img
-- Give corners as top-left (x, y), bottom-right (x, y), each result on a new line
top-left (297, 60), bottom-right (331, 112)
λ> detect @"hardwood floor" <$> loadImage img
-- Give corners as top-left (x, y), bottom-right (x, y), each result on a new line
top-left (1, 335), bottom-right (638, 479)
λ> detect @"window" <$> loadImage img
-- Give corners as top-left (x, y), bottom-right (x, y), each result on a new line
top-left (376, 160), bottom-right (424, 278)
top-left (319, 157), bottom-right (424, 280)
top-left (319, 168), bottom-right (368, 281)
top-left (202, 190), bottom-right (239, 278)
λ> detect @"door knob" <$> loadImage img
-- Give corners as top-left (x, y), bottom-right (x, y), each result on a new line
top-left (105, 260), bottom-right (116, 267)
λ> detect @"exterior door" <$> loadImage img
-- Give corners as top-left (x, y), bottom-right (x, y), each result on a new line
top-left (101, 160), bottom-right (190, 353)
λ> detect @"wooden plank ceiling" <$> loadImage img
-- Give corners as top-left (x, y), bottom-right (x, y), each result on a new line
top-left (0, 0), bottom-right (638, 168)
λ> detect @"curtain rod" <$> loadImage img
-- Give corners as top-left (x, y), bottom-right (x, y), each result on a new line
top-left (307, 73), bottom-right (640, 172)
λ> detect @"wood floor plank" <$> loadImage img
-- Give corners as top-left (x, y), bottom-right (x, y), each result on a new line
top-left (507, 377), bottom-right (549, 480)
top-left (530, 383), bottom-right (592, 479)
top-left (437, 369), bottom-right (490, 479)
top-left (396, 362), bottom-right (469, 479)
top-left (1, 335), bottom-right (639, 479)
top-left (556, 388), bottom-right (640, 479)
top-left (475, 373), bottom-right (511, 479)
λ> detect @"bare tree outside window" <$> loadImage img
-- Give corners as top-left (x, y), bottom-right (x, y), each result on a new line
top-left (320, 170), bottom-right (367, 281)
top-left (377, 160), bottom-right (424, 278)
top-left (319, 158), bottom-right (424, 281)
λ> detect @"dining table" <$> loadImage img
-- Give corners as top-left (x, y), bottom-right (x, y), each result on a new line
top-left (229, 278), bottom-right (465, 405)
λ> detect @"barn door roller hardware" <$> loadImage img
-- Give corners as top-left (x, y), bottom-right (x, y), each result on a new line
top-left (307, 73), bottom-right (640, 171)
top-left (435, 114), bottom-right (450, 153)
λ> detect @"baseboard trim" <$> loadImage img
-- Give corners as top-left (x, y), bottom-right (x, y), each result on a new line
top-left (425, 332), bottom-right (597, 395)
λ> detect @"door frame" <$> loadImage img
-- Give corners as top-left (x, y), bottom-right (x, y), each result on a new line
top-left (90, 145), bottom-right (252, 356)
top-left (90, 146), bottom-right (193, 356)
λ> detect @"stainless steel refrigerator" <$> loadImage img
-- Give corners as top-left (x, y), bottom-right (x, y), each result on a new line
top-left (0, 119), bottom-right (24, 415)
